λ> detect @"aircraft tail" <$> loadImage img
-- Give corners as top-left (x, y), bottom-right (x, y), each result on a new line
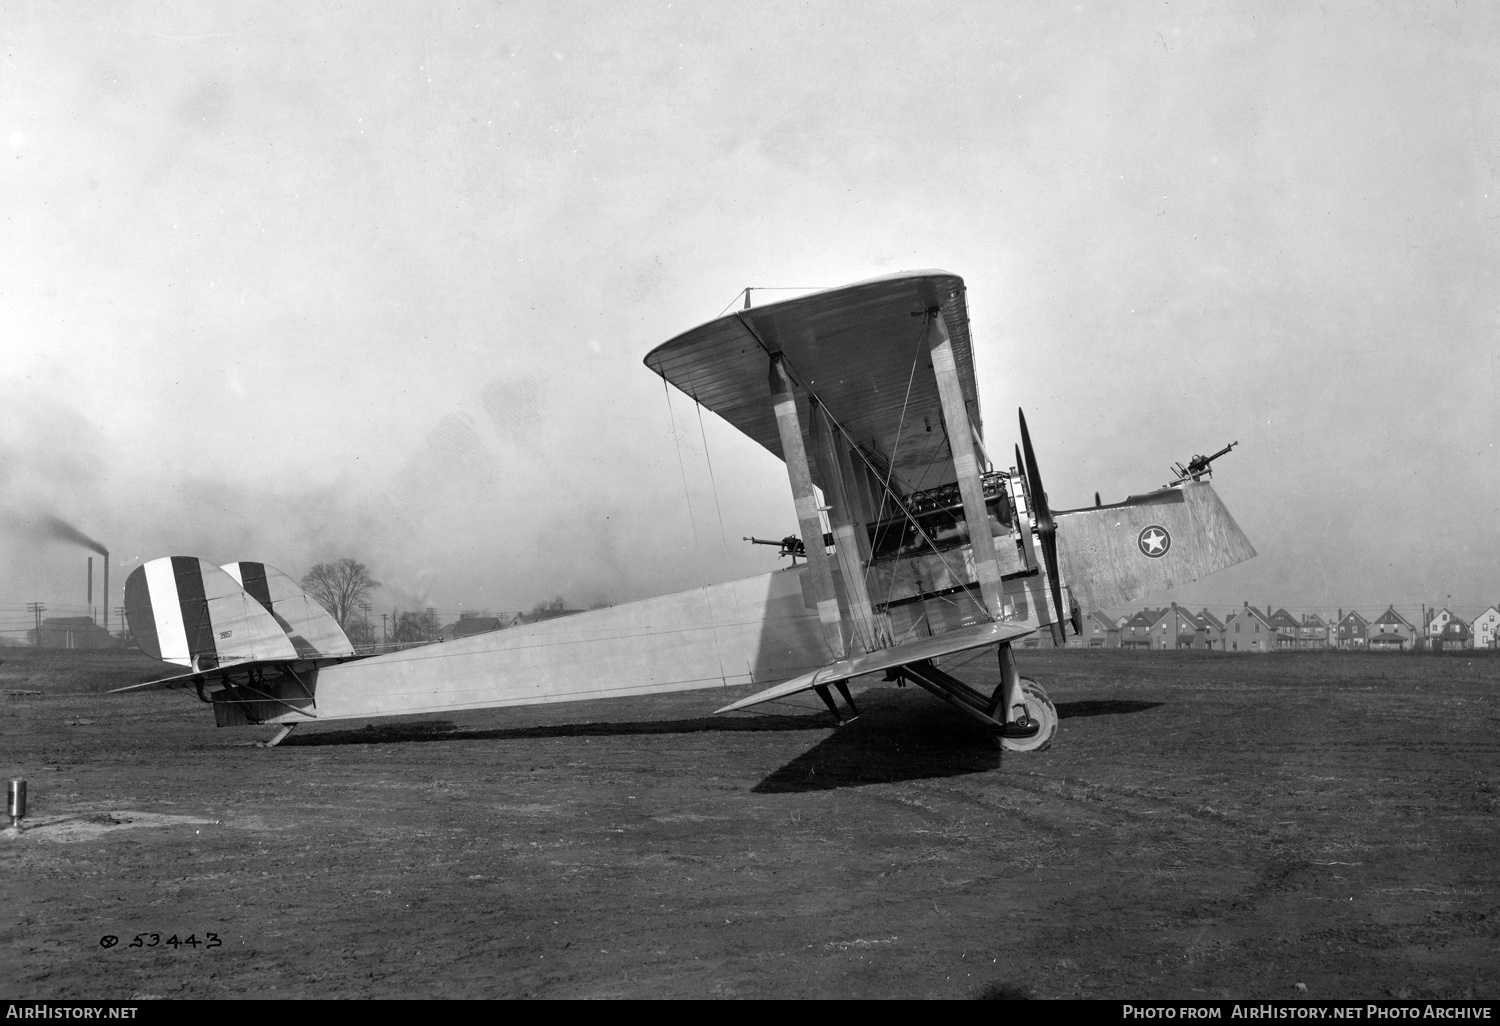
top-left (1054, 481), bottom-right (1255, 612)
top-left (124, 557), bottom-right (299, 668)
top-left (221, 561), bottom-right (355, 658)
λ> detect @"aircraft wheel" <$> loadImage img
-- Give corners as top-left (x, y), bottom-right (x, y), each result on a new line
top-left (999, 677), bottom-right (1057, 753)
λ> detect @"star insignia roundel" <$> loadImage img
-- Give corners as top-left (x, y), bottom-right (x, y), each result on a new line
top-left (1138, 525), bottom-right (1171, 558)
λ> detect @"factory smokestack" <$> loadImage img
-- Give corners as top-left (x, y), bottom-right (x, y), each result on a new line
top-left (33, 515), bottom-right (109, 629)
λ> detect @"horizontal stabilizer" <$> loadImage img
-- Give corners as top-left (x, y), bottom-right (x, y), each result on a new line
top-left (1055, 481), bottom-right (1256, 612)
top-left (109, 663), bottom-right (280, 693)
top-left (715, 618), bottom-right (1034, 715)
top-left (107, 651), bottom-right (367, 694)
top-left (222, 561), bottom-right (355, 658)
top-left (124, 557), bottom-right (299, 668)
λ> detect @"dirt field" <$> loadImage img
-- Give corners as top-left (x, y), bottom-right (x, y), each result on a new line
top-left (2, 645), bottom-right (1496, 1000)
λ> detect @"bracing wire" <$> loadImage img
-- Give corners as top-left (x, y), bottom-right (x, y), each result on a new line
top-left (694, 395), bottom-right (734, 568)
top-left (714, 285), bottom-right (834, 320)
top-left (713, 290), bottom-right (748, 320)
top-left (728, 300), bottom-right (993, 627)
top-left (663, 376), bottom-right (732, 685)
top-left (695, 393), bottom-right (748, 638)
top-left (819, 310), bottom-right (991, 624)
top-left (785, 353), bottom-right (993, 625)
top-left (662, 376), bottom-right (709, 591)
top-left (810, 381), bottom-right (996, 624)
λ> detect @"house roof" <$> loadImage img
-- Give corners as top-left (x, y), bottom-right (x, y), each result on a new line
top-left (1267, 608), bottom-right (1300, 631)
top-left (1373, 606), bottom-right (1416, 630)
top-left (449, 616), bottom-right (509, 638)
top-left (1148, 607), bottom-right (1198, 630)
top-left (1337, 610), bottom-right (1369, 628)
top-left (1228, 605), bottom-right (1273, 628)
top-left (1195, 609), bottom-right (1225, 631)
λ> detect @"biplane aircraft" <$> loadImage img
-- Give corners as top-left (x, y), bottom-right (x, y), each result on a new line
top-left (115, 271), bottom-right (1255, 750)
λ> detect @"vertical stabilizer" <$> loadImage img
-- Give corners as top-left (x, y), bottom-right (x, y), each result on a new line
top-left (124, 557), bottom-right (299, 667)
top-left (222, 562), bottom-right (356, 658)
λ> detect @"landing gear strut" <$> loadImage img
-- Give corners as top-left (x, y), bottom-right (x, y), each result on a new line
top-left (813, 681), bottom-right (861, 725)
top-left (989, 642), bottom-right (1057, 750)
top-left (884, 641), bottom-right (1058, 752)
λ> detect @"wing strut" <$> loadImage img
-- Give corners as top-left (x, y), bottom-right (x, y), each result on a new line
top-left (809, 396), bottom-right (888, 653)
top-left (769, 353), bottom-right (847, 659)
top-left (927, 310), bottom-right (1006, 620)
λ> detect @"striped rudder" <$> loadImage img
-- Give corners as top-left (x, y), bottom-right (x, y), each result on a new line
top-left (221, 561), bottom-right (355, 658)
top-left (124, 557), bottom-right (299, 668)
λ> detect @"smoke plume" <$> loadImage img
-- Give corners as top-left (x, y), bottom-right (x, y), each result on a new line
top-left (38, 514), bottom-right (109, 557)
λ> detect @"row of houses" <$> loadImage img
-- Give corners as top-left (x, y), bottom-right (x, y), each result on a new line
top-left (1075, 603), bottom-right (1500, 652)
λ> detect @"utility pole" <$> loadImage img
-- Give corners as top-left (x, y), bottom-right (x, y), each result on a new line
top-left (26, 602), bottom-right (45, 645)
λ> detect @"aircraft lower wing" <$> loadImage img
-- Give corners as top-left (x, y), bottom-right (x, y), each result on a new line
top-left (714, 618), bottom-right (1035, 714)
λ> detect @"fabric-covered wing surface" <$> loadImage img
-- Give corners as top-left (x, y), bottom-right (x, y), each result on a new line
top-left (643, 271), bottom-right (978, 494)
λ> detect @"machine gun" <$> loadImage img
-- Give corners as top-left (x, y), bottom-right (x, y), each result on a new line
top-left (1166, 441), bottom-right (1238, 488)
top-left (744, 532), bottom-right (837, 563)
top-left (744, 535), bottom-right (807, 562)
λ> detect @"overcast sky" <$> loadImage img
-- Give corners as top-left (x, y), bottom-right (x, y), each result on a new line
top-left (3, 1), bottom-right (1497, 628)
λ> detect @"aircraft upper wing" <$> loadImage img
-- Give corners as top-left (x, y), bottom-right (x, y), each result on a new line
top-left (714, 617), bottom-right (1034, 715)
top-left (643, 271), bottom-right (977, 495)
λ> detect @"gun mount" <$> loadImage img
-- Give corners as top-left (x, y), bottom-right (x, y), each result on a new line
top-left (1166, 441), bottom-right (1238, 488)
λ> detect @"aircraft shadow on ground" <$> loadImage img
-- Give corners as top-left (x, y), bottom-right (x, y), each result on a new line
top-left (752, 694), bottom-right (1164, 794)
top-left (281, 695), bottom-right (1163, 792)
top-left (1056, 699), bottom-right (1162, 719)
top-left (283, 711), bottom-right (832, 747)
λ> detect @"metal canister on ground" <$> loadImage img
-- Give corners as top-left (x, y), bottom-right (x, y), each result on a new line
top-left (7, 779), bottom-right (25, 828)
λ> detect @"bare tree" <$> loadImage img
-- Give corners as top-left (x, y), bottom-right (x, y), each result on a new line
top-left (300, 558), bottom-right (379, 631)
top-left (344, 619), bottom-right (377, 652)
top-left (391, 610), bottom-right (440, 644)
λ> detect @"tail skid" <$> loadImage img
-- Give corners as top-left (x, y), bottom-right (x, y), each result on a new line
top-left (121, 557), bottom-right (364, 730)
